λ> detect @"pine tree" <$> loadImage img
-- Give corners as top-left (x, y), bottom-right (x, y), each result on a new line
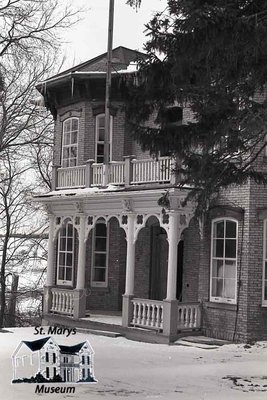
top-left (126, 0), bottom-right (267, 213)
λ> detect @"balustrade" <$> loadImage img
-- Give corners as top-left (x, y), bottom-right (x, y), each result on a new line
top-left (177, 303), bottom-right (201, 330)
top-left (50, 288), bottom-right (74, 315)
top-left (131, 298), bottom-right (163, 330)
top-left (55, 156), bottom-right (173, 189)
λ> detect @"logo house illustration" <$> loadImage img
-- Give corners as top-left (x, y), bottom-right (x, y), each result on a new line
top-left (11, 336), bottom-right (97, 383)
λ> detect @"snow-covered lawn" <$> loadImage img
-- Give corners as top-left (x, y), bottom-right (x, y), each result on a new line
top-left (1, 327), bottom-right (267, 399)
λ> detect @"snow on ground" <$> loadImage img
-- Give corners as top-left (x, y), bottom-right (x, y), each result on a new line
top-left (1, 327), bottom-right (267, 399)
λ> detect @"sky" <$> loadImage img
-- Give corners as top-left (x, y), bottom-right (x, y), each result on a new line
top-left (60, 0), bottom-right (168, 70)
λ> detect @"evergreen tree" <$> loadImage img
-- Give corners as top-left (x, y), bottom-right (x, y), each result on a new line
top-left (126, 0), bottom-right (267, 213)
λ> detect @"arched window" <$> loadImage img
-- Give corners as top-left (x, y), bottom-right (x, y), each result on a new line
top-left (91, 220), bottom-right (109, 287)
top-left (62, 117), bottom-right (79, 167)
top-left (95, 114), bottom-right (112, 163)
top-left (57, 221), bottom-right (74, 285)
top-left (210, 218), bottom-right (238, 304)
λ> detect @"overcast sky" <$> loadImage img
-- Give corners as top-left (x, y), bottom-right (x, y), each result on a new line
top-left (61, 0), bottom-right (167, 69)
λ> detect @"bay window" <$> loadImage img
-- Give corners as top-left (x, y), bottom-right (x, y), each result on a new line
top-left (210, 218), bottom-right (238, 303)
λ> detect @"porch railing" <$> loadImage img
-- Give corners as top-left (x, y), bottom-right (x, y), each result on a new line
top-left (92, 163), bottom-right (103, 186)
top-left (109, 161), bottom-right (125, 185)
top-left (177, 302), bottom-right (201, 330)
top-left (131, 298), bottom-right (163, 330)
top-left (54, 156), bottom-right (174, 190)
top-left (131, 157), bottom-right (171, 184)
top-left (57, 166), bottom-right (85, 189)
top-left (50, 288), bottom-right (74, 315)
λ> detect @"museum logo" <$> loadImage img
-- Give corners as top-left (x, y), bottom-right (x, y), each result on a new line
top-left (11, 335), bottom-right (97, 393)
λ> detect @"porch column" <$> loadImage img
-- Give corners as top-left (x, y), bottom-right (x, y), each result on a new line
top-left (44, 214), bottom-right (55, 314)
top-left (76, 214), bottom-right (86, 290)
top-left (122, 213), bottom-right (135, 327)
top-left (46, 214), bottom-right (55, 287)
top-left (166, 211), bottom-right (180, 301)
top-left (74, 214), bottom-right (87, 319)
top-left (163, 211), bottom-right (180, 339)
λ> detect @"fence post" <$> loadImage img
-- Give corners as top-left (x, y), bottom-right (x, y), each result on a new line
top-left (85, 159), bottom-right (95, 188)
top-left (124, 155), bottom-right (135, 187)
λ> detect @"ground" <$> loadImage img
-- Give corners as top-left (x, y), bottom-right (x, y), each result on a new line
top-left (2, 327), bottom-right (267, 399)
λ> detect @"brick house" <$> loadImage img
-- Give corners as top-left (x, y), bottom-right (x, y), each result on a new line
top-left (34, 46), bottom-right (267, 343)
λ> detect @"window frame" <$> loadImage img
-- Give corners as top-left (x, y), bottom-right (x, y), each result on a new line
top-left (91, 220), bottom-right (109, 288)
top-left (95, 114), bottom-right (113, 163)
top-left (57, 221), bottom-right (74, 286)
top-left (262, 220), bottom-right (267, 306)
top-left (210, 217), bottom-right (238, 304)
top-left (61, 117), bottom-right (79, 167)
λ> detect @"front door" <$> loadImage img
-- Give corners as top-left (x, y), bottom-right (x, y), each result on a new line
top-left (150, 225), bottom-right (168, 300)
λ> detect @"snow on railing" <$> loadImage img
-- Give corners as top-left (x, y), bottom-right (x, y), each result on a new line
top-left (109, 161), bottom-right (125, 184)
top-left (177, 303), bottom-right (201, 330)
top-left (131, 157), bottom-right (171, 184)
top-left (92, 163), bottom-right (103, 186)
top-left (57, 166), bottom-right (85, 189)
top-left (50, 288), bottom-right (74, 315)
top-left (131, 298), bottom-right (163, 330)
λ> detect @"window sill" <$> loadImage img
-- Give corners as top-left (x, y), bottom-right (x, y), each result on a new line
top-left (206, 302), bottom-right (237, 311)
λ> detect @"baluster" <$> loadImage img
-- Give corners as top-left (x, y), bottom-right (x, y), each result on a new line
top-left (141, 303), bottom-right (146, 326)
top-left (54, 292), bottom-right (58, 312)
top-left (185, 307), bottom-right (189, 328)
top-left (151, 305), bottom-right (156, 327)
top-left (188, 307), bottom-right (193, 328)
top-left (156, 305), bottom-right (160, 328)
top-left (137, 302), bottom-right (141, 324)
top-left (132, 302), bottom-right (137, 324)
top-left (146, 304), bottom-right (151, 326)
top-left (160, 306), bottom-right (163, 328)
top-left (51, 291), bottom-right (55, 311)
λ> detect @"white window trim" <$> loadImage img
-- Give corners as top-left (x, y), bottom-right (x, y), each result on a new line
top-left (57, 221), bottom-right (74, 286)
top-left (95, 114), bottom-right (113, 163)
top-left (91, 220), bottom-right (109, 288)
top-left (210, 217), bottom-right (238, 304)
top-left (61, 117), bottom-right (79, 167)
top-left (262, 220), bottom-right (267, 306)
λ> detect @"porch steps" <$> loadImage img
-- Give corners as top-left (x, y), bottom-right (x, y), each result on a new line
top-left (174, 335), bottom-right (231, 349)
top-left (76, 327), bottom-right (122, 338)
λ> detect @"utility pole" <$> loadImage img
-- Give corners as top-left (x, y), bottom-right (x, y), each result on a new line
top-left (103, 0), bottom-right (115, 186)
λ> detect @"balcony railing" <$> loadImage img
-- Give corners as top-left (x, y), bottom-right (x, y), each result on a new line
top-left (53, 156), bottom-right (176, 190)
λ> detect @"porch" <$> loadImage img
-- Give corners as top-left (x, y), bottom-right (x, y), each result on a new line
top-left (43, 288), bottom-right (202, 343)
top-left (52, 156), bottom-right (177, 190)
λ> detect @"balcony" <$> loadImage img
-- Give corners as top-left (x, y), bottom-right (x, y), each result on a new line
top-left (53, 156), bottom-right (178, 190)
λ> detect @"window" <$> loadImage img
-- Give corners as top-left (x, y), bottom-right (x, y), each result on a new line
top-left (263, 220), bottom-right (267, 305)
top-left (46, 367), bottom-right (50, 379)
top-left (95, 114), bottom-right (112, 163)
top-left (91, 220), bottom-right (109, 287)
top-left (62, 117), bottom-right (79, 167)
top-left (45, 352), bottom-right (49, 362)
top-left (87, 356), bottom-right (90, 364)
top-left (52, 353), bottom-right (56, 363)
top-left (57, 221), bottom-right (74, 285)
top-left (210, 219), bottom-right (238, 304)
top-left (82, 355), bottom-right (85, 364)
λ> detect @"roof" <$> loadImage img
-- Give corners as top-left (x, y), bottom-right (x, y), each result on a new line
top-left (22, 337), bottom-right (50, 351)
top-left (50, 46), bottom-right (147, 78)
top-left (59, 342), bottom-right (87, 354)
